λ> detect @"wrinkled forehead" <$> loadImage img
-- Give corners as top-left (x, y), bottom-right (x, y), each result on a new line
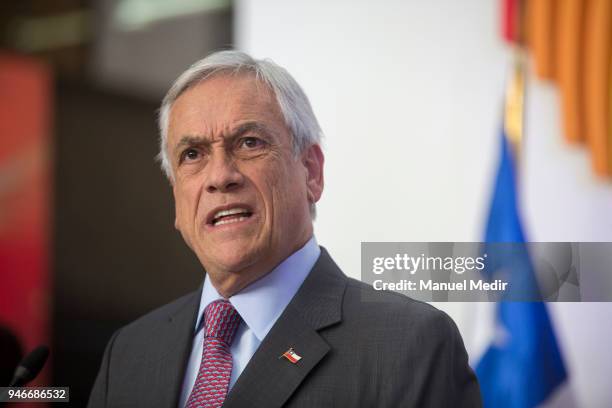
top-left (177, 72), bottom-right (279, 116)
top-left (177, 70), bottom-right (277, 111)
top-left (167, 72), bottom-right (286, 143)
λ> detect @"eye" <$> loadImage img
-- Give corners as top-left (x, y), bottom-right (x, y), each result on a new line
top-left (181, 148), bottom-right (201, 163)
top-left (239, 137), bottom-right (265, 149)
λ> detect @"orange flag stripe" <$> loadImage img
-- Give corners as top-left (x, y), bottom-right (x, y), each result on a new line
top-left (609, 34), bottom-right (612, 171)
top-left (527, 0), bottom-right (556, 80)
top-left (583, 0), bottom-right (611, 176)
top-left (556, 0), bottom-right (586, 144)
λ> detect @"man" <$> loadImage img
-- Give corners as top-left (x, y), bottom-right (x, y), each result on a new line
top-left (88, 50), bottom-right (481, 408)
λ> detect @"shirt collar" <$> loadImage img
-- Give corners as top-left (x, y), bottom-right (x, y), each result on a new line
top-left (195, 236), bottom-right (320, 341)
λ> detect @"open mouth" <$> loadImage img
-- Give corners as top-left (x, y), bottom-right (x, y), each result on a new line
top-left (209, 207), bottom-right (253, 227)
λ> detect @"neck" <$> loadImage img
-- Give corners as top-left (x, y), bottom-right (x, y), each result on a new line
top-left (208, 235), bottom-right (313, 298)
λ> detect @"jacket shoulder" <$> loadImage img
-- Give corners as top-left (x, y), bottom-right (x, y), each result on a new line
top-left (342, 277), bottom-right (458, 335)
top-left (114, 290), bottom-right (200, 344)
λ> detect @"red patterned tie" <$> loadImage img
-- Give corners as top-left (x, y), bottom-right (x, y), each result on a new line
top-left (186, 299), bottom-right (242, 408)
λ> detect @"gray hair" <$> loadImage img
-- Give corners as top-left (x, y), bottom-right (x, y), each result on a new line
top-left (157, 50), bottom-right (324, 182)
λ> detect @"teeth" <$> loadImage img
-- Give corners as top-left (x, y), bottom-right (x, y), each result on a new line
top-left (215, 216), bottom-right (249, 226)
top-left (213, 207), bottom-right (248, 220)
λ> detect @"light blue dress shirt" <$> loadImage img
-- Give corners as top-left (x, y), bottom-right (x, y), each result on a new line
top-left (178, 236), bottom-right (321, 407)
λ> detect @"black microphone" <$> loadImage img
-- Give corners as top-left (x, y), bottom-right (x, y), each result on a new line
top-left (8, 345), bottom-right (49, 387)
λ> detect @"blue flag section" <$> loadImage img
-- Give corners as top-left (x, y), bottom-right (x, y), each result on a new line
top-left (476, 130), bottom-right (567, 407)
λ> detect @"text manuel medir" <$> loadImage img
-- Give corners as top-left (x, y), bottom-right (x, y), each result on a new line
top-left (372, 279), bottom-right (508, 292)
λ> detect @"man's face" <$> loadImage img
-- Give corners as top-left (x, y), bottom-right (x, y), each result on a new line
top-left (167, 73), bottom-right (323, 295)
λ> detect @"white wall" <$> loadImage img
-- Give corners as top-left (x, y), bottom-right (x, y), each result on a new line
top-left (235, 1), bottom-right (612, 406)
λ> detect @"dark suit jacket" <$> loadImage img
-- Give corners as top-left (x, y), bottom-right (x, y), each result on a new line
top-left (88, 247), bottom-right (481, 407)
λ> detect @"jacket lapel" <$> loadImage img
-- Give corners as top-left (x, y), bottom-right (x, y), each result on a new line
top-left (145, 288), bottom-right (202, 408)
top-left (222, 247), bottom-right (347, 408)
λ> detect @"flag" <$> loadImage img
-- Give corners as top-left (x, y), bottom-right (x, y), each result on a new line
top-left (503, 0), bottom-right (612, 177)
top-left (281, 348), bottom-right (302, 364)
top-left (475, 127), bottom-right (568, 407)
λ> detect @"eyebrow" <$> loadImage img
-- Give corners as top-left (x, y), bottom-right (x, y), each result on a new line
top-left (174, 121), bottom-right (272, 151)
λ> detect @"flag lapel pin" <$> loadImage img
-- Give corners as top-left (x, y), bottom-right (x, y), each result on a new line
top-left (280, 347), bottom-right (302, 364)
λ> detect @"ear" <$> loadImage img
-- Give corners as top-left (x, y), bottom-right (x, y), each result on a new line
top-left (301, 144), bottom-right (324, 204)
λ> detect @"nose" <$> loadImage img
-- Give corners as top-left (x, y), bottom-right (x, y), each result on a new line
top-left (205, 150), bottom-right (244, 193)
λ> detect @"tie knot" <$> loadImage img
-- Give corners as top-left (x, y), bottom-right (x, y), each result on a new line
top-left (203, 300), bottom-right (241, 344)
